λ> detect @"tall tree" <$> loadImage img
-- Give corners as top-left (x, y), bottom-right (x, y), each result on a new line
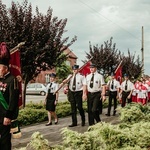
top-left (120, 50), bottom-right (142, 79)
top-left (86, 37), bottom-right (121, 75)
top-left (0, 0), bottom-right (77, 106)
top-left (85, 37), bottom-right (142, 79)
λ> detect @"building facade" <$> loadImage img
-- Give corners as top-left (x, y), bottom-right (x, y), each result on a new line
top-left (35, 48), bottom-right (77, 84)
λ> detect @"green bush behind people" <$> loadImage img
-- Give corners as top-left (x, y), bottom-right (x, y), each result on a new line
top-left (18, 100), bottom-right (108, 126)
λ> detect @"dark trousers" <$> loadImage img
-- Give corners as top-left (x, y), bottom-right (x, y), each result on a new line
top-left (0, 124), bottom-right (11, 150)
top-left (107, 91), bottom-right (117, 115)
top-left (69, 91), bottom-right (85, 125)
top-left (122, 91), bottom-right (132, 107)
top-left (87, 92), bottom-right (101, 126)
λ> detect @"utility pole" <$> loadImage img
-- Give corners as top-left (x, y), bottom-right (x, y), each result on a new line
top-left (141, 26), bottom-right (144, 77)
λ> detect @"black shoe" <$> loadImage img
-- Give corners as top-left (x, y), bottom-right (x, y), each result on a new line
top-left (81, 121), bottom-right (85, 126)
top-left (55, 121), bottom-right (58, 125)
top-left (55, 118), bottom-right (58, 124)
top-left (113, 113), bottom-right (116, 116)
top-left (105, 113), bottom-right (110, 116)
top-left (45, 122), bottom-right (52, 126)
top-left (68, 124), bottom-right (77, 127)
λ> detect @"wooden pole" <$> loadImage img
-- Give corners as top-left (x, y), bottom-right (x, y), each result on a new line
top-left (141, 26), bottom-right (144, 77)
top-left (10, 42), bottom-right (25, 54)
top-left (54, 57), bottom-right (93, 94)
top-left (114, 60), bottom-right (123, 74)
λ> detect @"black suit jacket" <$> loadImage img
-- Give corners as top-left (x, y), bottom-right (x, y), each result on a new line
top-left (0, 73), bottom-right (19, 123)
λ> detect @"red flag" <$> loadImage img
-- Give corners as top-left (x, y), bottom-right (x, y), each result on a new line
top-left (9, 49), bottom-right (22, 107)
top-left (79, 61), bottom-right (91, 76)
top-left (115, 65), bottom-right (122, 84)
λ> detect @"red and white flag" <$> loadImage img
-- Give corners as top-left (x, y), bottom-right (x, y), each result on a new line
top-left (9, 49), bottom-right (22, 107)
top-left (115, 61), bottom-right (123, 84)
top-left (79, 61), bottom-right (91, 76)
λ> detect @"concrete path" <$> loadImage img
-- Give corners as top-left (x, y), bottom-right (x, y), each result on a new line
top-left (12, 109), bottom-right (120, 149)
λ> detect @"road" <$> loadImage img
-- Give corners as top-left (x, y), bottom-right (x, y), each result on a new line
top-left (26, 88), bottom-right (67, 104)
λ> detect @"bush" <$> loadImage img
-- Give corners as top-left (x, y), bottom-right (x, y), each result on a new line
top-left (18, 98), bottom-right (109, 126)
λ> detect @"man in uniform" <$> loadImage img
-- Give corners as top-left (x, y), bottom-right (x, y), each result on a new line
top-left (105, 72), bottom-right (120, 116)
top-left (62, 65), bottom-right (85, 127)
top-left (120, 74), bottom-right (134, 107)
top-left (0, 45), bottom-right (19, 150)
top-left (83, 64), bottom-right (106, 126)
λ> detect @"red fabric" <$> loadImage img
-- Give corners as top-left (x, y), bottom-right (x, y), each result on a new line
top-left (115, 66), bottom-right (122, 84)
top-left (79, 61), bottom-right (91, 76)
top-left (9, 49), bottom-right (22, 107)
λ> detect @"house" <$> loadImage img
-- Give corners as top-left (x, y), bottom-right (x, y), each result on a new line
top-left (35, 48), bottom-right (77, 84)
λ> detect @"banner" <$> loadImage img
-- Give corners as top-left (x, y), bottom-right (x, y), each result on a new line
top-left (79, 61), bottom-right (91, 76)
top-left (9, 49), bottom-right (22, 107)
top-left (115, 66), bottom-right (122, 83)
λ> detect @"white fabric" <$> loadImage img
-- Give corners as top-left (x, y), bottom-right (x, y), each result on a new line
top-left (46, 82), bottom-right (59, 93)
top-left (107, 79), bottom-right (120, 92)
top-left (68, 73), bottom-right (85, 91)
top-left (85, 71), bottom-right (105, 92)
top-left (120, 80), bottom-right (134, 91)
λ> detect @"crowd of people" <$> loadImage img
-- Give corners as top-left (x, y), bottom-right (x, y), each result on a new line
top-left (105, 73), bottom-right (150, 116)
top-left (44, 63), bottom-right (150, 128)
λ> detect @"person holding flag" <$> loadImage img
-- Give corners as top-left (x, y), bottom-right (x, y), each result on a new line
top-left (61, 65), bottom-right (86, 127)
top-left (0, 42), bottom-right (20, 150)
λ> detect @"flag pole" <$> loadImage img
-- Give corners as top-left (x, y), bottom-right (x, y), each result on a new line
top-left (54, 57), bottom-right (93, 94)
top-left (10, 42), bottom-right (25, 54)
top-left (78, 56), bottom-right (93, 71)
top-left (115, 60), bottom-right (123, 73)
top-left (141, 26), bottom-right (144, 77)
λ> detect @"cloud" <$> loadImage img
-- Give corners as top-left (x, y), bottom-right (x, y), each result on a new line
top-left (2, 0), bottom-right (150, 75)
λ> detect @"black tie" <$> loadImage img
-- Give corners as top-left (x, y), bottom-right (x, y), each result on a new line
top-left (49, 83), bottom-right (52, 93)
top-left (125, 80), bottom-right (127, 90)
top-left (72, 75), bottom-right (76, 91)
top-left (111, 80), bottom-right (114, 89)
top-left (90, 74), bottom-right (94, 88)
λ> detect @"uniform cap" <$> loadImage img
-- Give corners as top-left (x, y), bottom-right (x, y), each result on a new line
top-left (50, 73), bottom-right (56, 78)
top-left (124, 73), bottom-right (128, 77)
top-left (0, 59), bottom-right (9, 66)
top-left (72, 65), bottom-right (79, 70)
top-left (90, 63), bottom-right (97, 68)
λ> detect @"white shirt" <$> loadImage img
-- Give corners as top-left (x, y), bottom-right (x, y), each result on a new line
top-left (67, 73), bottom-right (86, 92)
top-left (107, 79), bottom-right (120, 92)
top-left (120, 80), bottom-right (134, 92)
top-left (137, 84), bottom-right (148, 99)
top-left (85, 71), bottom-right (105, 93)
top-left (46, 82), bottom-right (59, 93)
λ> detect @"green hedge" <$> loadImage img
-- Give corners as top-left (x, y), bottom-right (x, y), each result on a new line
top-left (18, 99), bottom-right (109, 126)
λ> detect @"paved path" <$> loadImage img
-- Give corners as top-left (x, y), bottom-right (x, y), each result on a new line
top-left (12, 109), bottom-right (120, 149)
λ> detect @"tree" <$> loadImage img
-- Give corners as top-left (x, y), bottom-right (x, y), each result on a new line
top-left (56, 61), bottom-right (72, 83)
top-left (0, 0), bottom-right (77, 107)
top-left (86, 37), bottom-right (121, 75)
top-left (120, 50), bottom-right (142, 79)
top-left (85, 37), bottom-right (142, 79)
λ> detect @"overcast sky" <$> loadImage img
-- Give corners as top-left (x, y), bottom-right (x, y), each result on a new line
top-left (3, 0), bottom-right (150, 75)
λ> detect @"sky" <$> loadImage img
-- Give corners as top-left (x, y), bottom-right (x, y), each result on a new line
top-left (3, 0), bottom-right (150, 75)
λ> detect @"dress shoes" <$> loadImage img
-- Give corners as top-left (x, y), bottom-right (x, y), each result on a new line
top-left (45, 122), bottom-right (52, 126)
top-left (55, 121), bottom-right (58, 125)
top-left (68, 124), bottom-right (77, 127)
top-left (55, 118), bottom-right (58, 125)
top-left (81, 121), bottom-right (85, 126)
top-left (105, 113), bottom-right (110, 116)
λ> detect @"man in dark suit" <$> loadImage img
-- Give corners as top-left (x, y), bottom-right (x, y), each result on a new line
top-left (0, 45), bottom-right (19, 150)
